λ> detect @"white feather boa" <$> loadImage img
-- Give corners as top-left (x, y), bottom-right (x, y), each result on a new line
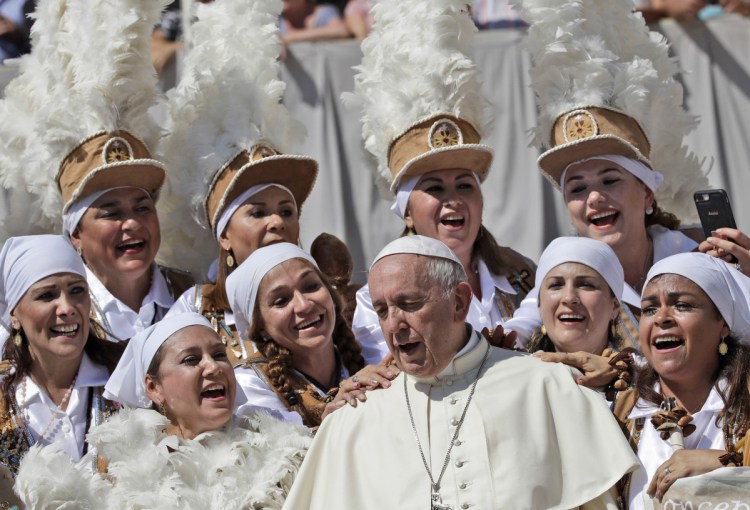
top-left (15, 407), bottom-right (311, 509)
top-left (512, 0), bottom-right (708, 223)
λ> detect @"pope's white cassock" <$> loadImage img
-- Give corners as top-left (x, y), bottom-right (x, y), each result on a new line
top-left (284, 332), bottom-right (638, 509)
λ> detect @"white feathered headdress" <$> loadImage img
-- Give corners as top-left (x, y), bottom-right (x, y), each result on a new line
top-left (512, 0), bottom-right (708, 223)
top-left (343, 0), bottom-right (493, 195)
top-left (157, 0), bottom-right (318, 280)
top-left (0, 0), bottom-right (168, 240)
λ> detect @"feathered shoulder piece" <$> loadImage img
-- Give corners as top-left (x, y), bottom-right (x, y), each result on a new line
top-left (0, 0), bottom-right (168, 240)
top-left (157, 0), bottom-right (317, 279)
top-left (512, 0), bottom-right (708, 222)
top-left (343, 0), bottom-right (492, 194)
top-left (15, 407), bottom-right (311, 509)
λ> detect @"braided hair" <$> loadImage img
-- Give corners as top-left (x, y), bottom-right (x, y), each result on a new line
top-left (248, 264), bottom-right (364, 426)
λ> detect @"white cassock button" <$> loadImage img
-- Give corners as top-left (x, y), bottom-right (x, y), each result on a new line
top-left (61, 423), bottom-right (71, 433)
top-left (459, 483), bottom-right (467, 489)
top-left (450, 418), bottom-right (459, 426)
top-left (462, 504), bottom-right (469, 509)
top-left (450, 398), bottom-right (458, 405)
top-left (454, 439), bottom-right (462, 446)
top-left (455, 460), bottom-right (464, 468)
top-left (446, 380), bottom-right (453, 386)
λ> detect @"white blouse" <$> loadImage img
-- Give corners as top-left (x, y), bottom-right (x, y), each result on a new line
top-left (627, 380), bottom-right (728, 510)
top-left (234, 362), bottom-right (350, 428)
top-left (87, 265), bottom-right (174, 341)
top-left (351, 258), bottom-right (518, 364)
top-left (14, 352), bottom-right (109, 461)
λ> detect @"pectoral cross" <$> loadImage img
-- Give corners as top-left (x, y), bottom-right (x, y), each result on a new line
top-left (431, 491), bottom-right (453, 510)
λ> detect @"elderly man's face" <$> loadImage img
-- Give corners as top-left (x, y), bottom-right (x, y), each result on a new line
top-left (369, 254), bottom-right (471, 377)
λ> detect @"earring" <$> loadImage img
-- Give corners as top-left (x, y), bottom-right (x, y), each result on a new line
top-left (226, 253), bottom-right (235, 268)
top-left (719, 337), bottom-right (728, 356)
top-left (13, 330), bottom-right (22, 347)
top-left (646, 206), bottom-right (654, 215)
top-left (540, 325), bottom-right (547, 336)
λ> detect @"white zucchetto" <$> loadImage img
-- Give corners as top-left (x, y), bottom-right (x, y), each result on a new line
top-left (226, 243), bottom-right (318, 341)
top-left (0, 235), bottom-right (86, 332)
top-left (535, 236), bottom-right (625, 302)
top-left (645, 252), bottom-right (750, 344)
top-left (370, 235), bottom-right (465, 277)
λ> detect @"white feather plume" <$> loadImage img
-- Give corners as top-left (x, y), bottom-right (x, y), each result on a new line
top-left (0, 0), bottom-right (168, 241)
top-left (157, 0), bottom-right (305, 280)
top-left (512, 0), bottom-right (708, 222)
top-left (343, 0), bottom-right (489, 193)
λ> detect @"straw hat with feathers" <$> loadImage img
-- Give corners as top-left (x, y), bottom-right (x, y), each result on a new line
top-left (0, 0), bottom-right (168, 241)
top-left (157, 0), bottom-right (318, 281)
top-left (342, 0), bottom-right (493, 196)
top-left (511, 0), bottom-right (708, 223)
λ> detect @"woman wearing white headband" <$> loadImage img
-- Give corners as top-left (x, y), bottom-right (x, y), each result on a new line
top-left (0, 0), bottom-right (191, 343)
top-left (527, 237), bottom-right (624, 357)
top-left (162, 0), bottom-right (319, 367)
top-left (507, 114), bottom-right (699, 349)
top-left (612, 252), bottom-right (750, 507)
top-left (227, 243), bottom-right (368, 429)
top-left (14, 312), bottom-right (310, 509)
top-left (0, 235), bottom-right (124, 504)
top-left (347, 0), bottom-right (536, 365)
top-left (508, 0), bottom-right (711, 348)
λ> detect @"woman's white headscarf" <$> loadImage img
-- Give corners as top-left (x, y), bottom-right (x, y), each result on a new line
top-left (0, 235), bottom-right (86, 333)
top-left (535, 236), bottom-right (625, 301)
top-left (226, 243), bottom-right (319, 341)
top-left (104, 312), bottom-right (247, 408)
top-left (645, 252), bottom-right (750, 344)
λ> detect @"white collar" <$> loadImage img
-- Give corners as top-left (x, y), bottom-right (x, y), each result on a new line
top-left (619, 227), bottom-right (698, 308)
top-left (477, 258), bottom-right (517, 298)
top-left (628, 378), bottom-right (728, 420)
top-left (20, 351), bottom-right (109, 404)
top-left (412, 327), bottom-right (489, 384)
top-left (649, 225), bottom-right (698, 263)
top-left (87, 265), bottom-right (174, 312)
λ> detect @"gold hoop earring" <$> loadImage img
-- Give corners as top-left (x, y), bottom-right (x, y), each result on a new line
top-left (540, 325), bottom-right (547, 336)
top-left (13, 329), bottom-right (22, 347)
top-left (226, 253), bottom-right (235, 268)
top-left (719, 337), bottom-right (728, 356)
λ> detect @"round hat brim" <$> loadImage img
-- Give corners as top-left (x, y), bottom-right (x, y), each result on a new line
top-left (538, 135), bottom-right (651, 189)
top-left (65, 159), bottom-right (166, 211)
top-left (390, 144), bottom-right (494, 192)
top-left (220, 154), bottom-right (319, 220)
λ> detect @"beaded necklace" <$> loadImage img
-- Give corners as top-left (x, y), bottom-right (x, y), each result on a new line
top-left (20, 372), bottom-right (78, 445)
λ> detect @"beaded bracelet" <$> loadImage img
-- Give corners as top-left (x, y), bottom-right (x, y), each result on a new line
top-left (719, 451), bottom-right (743, 467)
top-left (602, 348), bottom-right (635, 401)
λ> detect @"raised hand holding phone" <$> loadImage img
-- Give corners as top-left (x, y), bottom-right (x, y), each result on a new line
top-left (695, 189), bottom-right (750, 275)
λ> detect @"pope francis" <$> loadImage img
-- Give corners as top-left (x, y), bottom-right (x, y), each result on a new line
top-left (283, 236), bottom-right (638, 510)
